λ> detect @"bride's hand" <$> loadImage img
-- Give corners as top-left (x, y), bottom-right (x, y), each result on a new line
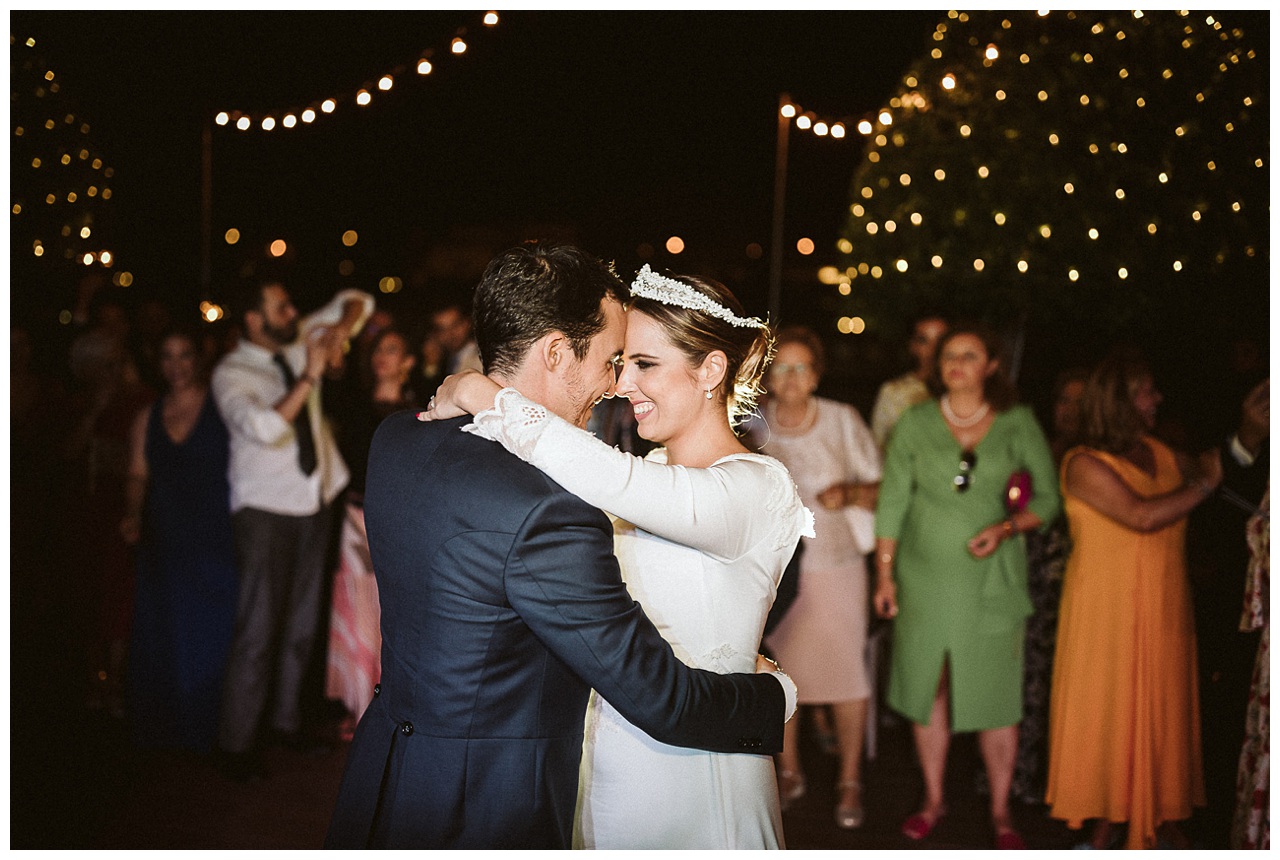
top-left (418, 370), bottom-right (503, 421)
top-left (755, 654), bottom-right (782, 674)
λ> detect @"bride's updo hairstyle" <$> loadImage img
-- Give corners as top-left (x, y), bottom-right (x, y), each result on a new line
top-left (627, 267), bottom-right (775, 427)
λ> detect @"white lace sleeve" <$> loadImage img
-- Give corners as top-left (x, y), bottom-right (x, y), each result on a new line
top-left (462, 387), bottom-right (552, 461)
top-left (463, 388), bottom-right (812, 560)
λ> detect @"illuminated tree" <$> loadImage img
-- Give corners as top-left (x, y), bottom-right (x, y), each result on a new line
top-left (834, 10), bottom-right (1268, 362)
top-left (10, 34), bottom-right (122, 294)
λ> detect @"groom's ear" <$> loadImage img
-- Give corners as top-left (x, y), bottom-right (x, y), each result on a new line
top-left (535, 330), bottom-right (569, 374)
top-left (698, 350), bottom-right (729, 391)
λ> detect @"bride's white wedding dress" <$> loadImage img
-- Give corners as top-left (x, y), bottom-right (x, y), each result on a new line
top-left (465, 389), bottom-right (812, 849)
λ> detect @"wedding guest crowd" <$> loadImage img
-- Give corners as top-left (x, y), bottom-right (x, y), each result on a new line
top-left (869, 312), bottom-right (948, 450)
top-left (1010, 367), bottom-right (1087, 805)
top-left (872, 321), bottom-right (1061, 850)
top-left (1187, 371), bottom-right (1271, 845)
top-left (325, 327), bottom-right (424, 738)
top-left (752, 325), bottom-right (882, 831)
top-left (122, 327), bottom-right (238, 753)
top-left (64, 322), bottom-right (155, 715)
top-left (9, 268), bottom-right (1269, 849)
top-left (1232, 480), bottom-right (1269, 850)
top-left (211, 280), bottom-right (374, 781)
top-left (1045, 349), bottom-right (1220, 849)
top-left (429, 301), bottom-right (483, 376)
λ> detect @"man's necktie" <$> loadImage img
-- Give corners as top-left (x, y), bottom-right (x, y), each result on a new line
top-left (272, 353), bottom-right (318, 476)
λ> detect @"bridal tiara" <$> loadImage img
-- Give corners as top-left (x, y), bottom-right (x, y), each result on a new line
top-left (629, 265), bottom-right (768, 330)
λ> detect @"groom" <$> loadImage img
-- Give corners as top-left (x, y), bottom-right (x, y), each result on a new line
top-left (325, 242), bottom-right (794, 849)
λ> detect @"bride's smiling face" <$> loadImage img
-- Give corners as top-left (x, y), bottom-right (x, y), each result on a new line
top-left (615, 311), bottom-right (703, 445)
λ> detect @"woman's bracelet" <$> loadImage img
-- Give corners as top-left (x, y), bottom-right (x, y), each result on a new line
top-left (1001, 519), bottom-right (1015, 539)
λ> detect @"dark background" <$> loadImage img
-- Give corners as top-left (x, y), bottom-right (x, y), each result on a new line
top-left (9, 10), bottom-right (1270, 429)
top-left (11, 11), bottom-right (939, 329)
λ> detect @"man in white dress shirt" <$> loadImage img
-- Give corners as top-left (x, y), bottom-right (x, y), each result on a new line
top-left (212, 279), bottom-right (374, 781)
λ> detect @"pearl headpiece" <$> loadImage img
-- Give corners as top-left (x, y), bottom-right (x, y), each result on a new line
top-left (629, 265), bottom-right (768, 329)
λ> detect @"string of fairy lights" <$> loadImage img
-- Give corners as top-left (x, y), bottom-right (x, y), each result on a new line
top-left (783, 11), bottom-right (1258, 146)
top-left (12, 12), bottom-right (503, 323)
top-left (15, 11), bottom-right (1264, 335)
top-left (212, 11), bottom-right (499, 133)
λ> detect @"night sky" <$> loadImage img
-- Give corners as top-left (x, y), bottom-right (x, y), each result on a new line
top-left (11, 10), bottom-right (942, 321)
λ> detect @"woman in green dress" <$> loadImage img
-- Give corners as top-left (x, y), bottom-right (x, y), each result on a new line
top-left (873, 322), bottom-right (1060, 849)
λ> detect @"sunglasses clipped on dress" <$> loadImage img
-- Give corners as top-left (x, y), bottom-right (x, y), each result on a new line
top-left (953, 449), bottom-right (977, 493)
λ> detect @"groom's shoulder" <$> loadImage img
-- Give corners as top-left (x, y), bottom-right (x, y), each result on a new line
top-left (370, 410), bottom-right (580, 506)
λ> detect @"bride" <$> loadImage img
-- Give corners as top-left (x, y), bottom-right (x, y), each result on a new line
top-left (422, 265), bottom-right (812, 849)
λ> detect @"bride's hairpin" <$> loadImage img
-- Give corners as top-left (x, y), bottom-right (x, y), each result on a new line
top-left (629, 265), bottom-right (768, 330)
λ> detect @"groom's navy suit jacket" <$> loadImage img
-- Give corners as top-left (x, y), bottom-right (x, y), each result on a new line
top-left (325, 411), bottom-right (785, 849)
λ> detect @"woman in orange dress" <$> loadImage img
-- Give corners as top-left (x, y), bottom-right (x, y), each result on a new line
top-left (1046, 350), bottom-right (1222, 849)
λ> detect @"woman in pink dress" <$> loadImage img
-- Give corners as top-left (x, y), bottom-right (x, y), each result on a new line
top-left (326, 328), bottom-right (419, 734)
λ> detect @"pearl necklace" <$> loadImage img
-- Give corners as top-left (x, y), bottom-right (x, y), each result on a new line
top-left (940, 394), bottom-right (990, 428)
top-left (770, 397), bottom-right (818, 432)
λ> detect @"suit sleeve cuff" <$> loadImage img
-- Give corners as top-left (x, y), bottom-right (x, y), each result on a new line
top-left (771, 671), bottom-right (798, 722)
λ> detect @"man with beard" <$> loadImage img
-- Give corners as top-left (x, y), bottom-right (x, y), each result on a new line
top-left (212, 279), bottom-right (374, 781)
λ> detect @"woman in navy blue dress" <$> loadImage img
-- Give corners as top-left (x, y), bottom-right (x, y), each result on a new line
top-left (121, 327), bottom-right (238, 753)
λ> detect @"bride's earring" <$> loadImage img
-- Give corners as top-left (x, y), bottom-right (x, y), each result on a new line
top-left (705, 389), bottom-right (714, 400)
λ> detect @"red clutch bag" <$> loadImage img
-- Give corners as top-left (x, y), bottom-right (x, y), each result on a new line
top-left (1005, 470), bottom-right (1032, 514)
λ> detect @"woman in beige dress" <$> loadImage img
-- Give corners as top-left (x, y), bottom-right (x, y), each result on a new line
top-left (756, 325), bottom-right (882, 830)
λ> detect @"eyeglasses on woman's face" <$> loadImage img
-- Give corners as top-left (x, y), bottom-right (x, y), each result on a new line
top-left (772, 362), bottom-right (811, 375)
top-left (953, 449), bottom-right (977, 492)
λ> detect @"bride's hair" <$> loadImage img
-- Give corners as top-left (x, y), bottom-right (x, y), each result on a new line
top-left (629, 274), bottom-right (775, 427)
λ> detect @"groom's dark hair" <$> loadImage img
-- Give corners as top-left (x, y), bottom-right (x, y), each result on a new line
top-left (473, 240), bottom-right (627, 377)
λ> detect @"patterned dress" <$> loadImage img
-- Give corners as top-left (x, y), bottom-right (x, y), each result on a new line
top-left (1231, 485), bottom-right (1269, 849)
top-left (1012, 515), bottom-right (1070, 803)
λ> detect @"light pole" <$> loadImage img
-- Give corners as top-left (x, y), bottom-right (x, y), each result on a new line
top-left (767, 93), bottom-right (792, 326)
top-left (201, 118), bottom-right (212, 298)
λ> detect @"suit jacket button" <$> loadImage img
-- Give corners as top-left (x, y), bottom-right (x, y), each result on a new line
top-left (373, 683), bottom-right (381, 697)
top-left (400, 721), bottom-right (414, 736)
